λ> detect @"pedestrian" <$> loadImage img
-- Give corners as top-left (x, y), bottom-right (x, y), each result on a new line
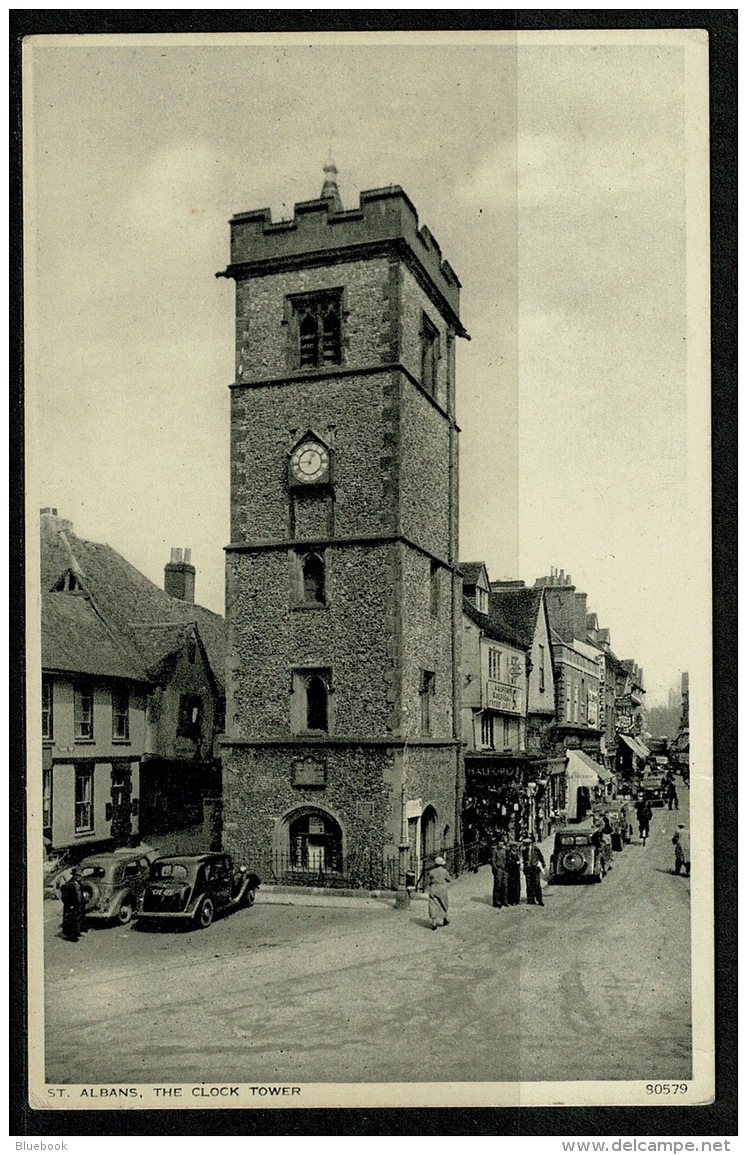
top-left (672, 824), bottom-right (691, 876)
top-left (522, 834), bottom-right (546, 906)
top-left (59, 867), bottom-right (84, 942)
top-left (635, 796), bottom-right (653, 844)
top-left (506, 839), bottom-right (522, 905)
top-left (490, 838), bottom-right (508, 909)
top-left (666, 777), bottom-right (679, 811)
top-left (427, 855), bottom-right (451, 930)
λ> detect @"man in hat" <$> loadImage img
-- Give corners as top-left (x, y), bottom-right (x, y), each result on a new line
top-left (490, 836), bottom-right (509, 909)
top-left (59, 866), bottom-right (85, 941)
top-left (522, 834), bottom-right (546, 906)
top-left (672, 823), bottom-right (690, 876)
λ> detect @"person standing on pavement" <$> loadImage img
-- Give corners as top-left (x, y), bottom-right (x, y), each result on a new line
top-left (666, 774), bottom-right (679, 811)
top-left (672, 824), bottom-right (691, 875)
top-left (490, 837), bottom-right (509, 909)
top-left (506, 839), bottom-right (522, 905)
top-left (635, 796), bottom-right (653, 843)
top-left (522, 834), bottom-right (546, 906)
top-left (59, 867), bottom-right (84, 941)
top-left (427, 855), bottom-right (451, 930)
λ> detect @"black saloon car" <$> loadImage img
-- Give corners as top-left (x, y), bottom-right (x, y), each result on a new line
top-left (548, 827), bottom-right (613, 884)
top-left (135, 852), bottom-right (259, 929)
top-left (74, 850), bottom-right (156, 925)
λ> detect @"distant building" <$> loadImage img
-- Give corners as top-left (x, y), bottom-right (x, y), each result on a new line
top-left (40, 510), bottom-right (225, 853)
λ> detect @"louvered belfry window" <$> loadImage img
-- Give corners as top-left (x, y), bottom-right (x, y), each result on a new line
top-left (294, 292), bottom-right (342, 368)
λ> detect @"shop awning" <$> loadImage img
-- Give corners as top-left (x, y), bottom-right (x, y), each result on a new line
top-left (565, 748), bottom-right (606, 786)
top-left (619, 734), bottom-right (649, 759)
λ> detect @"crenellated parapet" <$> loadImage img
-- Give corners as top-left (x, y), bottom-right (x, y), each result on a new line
top-left (219, 184), bottom-right (465, 333)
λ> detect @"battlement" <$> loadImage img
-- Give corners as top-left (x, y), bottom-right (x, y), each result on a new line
top-left (222, 184), bottom-right (463, 324)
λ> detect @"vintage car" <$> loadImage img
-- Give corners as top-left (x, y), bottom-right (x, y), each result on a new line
top-left (74, 850), bottom-right (156, 925)
top-left (135, 852), bottom-right (260, 930)
top-left (548, 827), bottom-right (613, 884)
top-left (639, 774), bottom-right (667, 807)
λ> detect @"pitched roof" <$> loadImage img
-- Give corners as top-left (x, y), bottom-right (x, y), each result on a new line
top-left (463, 596), bottom-right (526, 650)
top-left (487, 586), bottom-right (544, 649)
top-left (460, 561), bottom-right (488, 588)
top-left (41, 593), bottom-right (149, 681)
top-left (41, 515), bottom-right (226, 690)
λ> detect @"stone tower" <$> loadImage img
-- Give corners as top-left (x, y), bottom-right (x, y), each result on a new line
top-left (218, 168), bottom-right (467, 885)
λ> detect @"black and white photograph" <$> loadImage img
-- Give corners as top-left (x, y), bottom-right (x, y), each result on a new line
top-left (23, 28), bottom-right (715, 1112)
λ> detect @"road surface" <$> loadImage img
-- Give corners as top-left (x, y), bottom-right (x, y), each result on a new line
top-left (43, 791), bottom-right (691, 1086)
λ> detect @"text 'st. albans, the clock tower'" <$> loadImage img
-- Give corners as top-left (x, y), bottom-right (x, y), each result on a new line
top-left (218, 166), bottom-right (467, 883)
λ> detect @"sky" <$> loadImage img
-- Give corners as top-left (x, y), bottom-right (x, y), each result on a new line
top-left (25, 32), bottom-right (708, 707)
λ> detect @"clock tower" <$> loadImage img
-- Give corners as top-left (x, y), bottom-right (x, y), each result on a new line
top-left (218, 167), bottom-right (468, 885)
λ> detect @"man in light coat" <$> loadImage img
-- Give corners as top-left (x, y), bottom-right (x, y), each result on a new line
top-left (672, 823), bottom-right (691, 876)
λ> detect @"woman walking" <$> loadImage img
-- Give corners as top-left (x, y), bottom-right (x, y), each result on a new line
top-left (427, 855), bottom-right (451, 930)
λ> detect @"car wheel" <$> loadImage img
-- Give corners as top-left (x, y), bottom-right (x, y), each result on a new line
top-left (117, 896), bottom-right (134, 925)
top-left (242, 887), bottom-right (256, 908)
top-left (196, 897), bottom-right (214, 929)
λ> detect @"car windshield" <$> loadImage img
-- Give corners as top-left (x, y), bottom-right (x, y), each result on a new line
top-left (80, 865), bottom-right (106, 879)
top-left (153, 863), bottom-right (189, 880)
top-left (558, 835), bottom-right (588, 846)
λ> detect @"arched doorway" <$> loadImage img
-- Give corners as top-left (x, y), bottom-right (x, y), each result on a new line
top-left (277, 806), bottom-right (344, 878)
top-left (420, 805), bottom-right (438, 872)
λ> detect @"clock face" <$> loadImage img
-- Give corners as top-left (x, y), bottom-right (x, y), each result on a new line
top-left (290, 441), bottom-right (329, 484)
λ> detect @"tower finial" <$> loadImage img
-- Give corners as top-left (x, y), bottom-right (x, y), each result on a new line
top-left (321, 159), bottom-right (342, 211)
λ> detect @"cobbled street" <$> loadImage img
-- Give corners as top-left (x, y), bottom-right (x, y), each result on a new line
top-left (44, 791), bottom-right (691, 1087)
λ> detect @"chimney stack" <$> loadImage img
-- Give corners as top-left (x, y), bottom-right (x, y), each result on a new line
top-left (165, 547), bottom-right (196, 604)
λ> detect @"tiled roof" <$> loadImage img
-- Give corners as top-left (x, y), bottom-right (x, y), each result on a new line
top-left (41, 516), bottom-right (226, 690)
top-left (460, 561), bottom-right (488, 588)
top-left (487, 587), bottom-right (543, 649)
top-left (463, 596), bottom-right (527, 650)
top-left (41, 593), bottom-right (149, 681)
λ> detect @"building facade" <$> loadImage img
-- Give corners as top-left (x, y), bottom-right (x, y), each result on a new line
top-left (40, 511), bottom-right (225, 853)
top-left (219, 170), bottom-right (467, 885)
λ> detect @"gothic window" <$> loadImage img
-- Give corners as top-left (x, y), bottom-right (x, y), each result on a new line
top-left (291, 669), bottom-right (332, 734)
top-left (292, 292), bottom-right (343, 369)
top-left (420, 313), bottom-right (440, 396)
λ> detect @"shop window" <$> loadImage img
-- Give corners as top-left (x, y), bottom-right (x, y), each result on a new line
top-left (74, 682), bottom-right (94, 741)
top-left (74, 765), bottom-right (94, 832)
top-left (503, 718), bottom-right (511, 748)
top-left (42, 678), bottom-right (54, 740)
